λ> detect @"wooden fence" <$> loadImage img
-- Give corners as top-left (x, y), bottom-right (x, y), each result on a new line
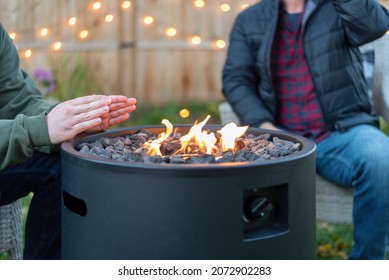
top-left (0, 0), bottom-right (388, 105)
top-left (0, 0), bottom-right (259, 105)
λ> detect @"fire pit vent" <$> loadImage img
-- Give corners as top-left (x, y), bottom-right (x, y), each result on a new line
top-left (243, 184), bottom-right (288, 241)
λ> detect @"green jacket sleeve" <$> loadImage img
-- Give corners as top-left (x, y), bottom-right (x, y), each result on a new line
top-left (0, 23), bottom-right (59, 171)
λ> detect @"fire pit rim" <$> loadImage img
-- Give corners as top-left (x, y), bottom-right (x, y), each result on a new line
top-left (61, 124), bottom-right (316, 171)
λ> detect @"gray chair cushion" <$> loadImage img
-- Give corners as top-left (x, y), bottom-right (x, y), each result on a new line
top-left (361, 33), bottom-right (389, 123)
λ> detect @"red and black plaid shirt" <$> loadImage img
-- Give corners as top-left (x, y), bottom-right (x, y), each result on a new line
top-left (270, 4), bottom-right (329, 142)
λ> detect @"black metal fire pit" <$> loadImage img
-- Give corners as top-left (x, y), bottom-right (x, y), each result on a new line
top-left (61, 125), bottom-right (316, 260)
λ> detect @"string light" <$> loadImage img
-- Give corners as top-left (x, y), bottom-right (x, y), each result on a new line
top-left (105, 14), bottom-right (114, 23)
top-left (166, 27), bottom-right (177, 37)
top-left (194, 0), bottom-right (205, 8)
top-left (215, 39), bottom-right (226, 49)
top-left (40, 28), bottom-right (49, 37)
top-left (79, 30), bottom-right (89, 39)
top-left (92, 1), bottom-right (101, 10)
top-left (143, 16), bottom-right (154, 25)
top-left (220, 4), bottom-right (231, 12)
top-left (53, 41), bottom-right (62, 50)
top-left (68, 17), bottom-right (77, 26)
top-left (191, 35), bottom-right (202, 45)
top-left (13, 0), bottom-right (241, 56)
top-left (24, 49), bottom-right (32, 58)
top-left (122, 0), bottom-right (131, 9)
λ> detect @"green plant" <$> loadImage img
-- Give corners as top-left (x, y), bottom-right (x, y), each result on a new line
top-left (121, 101), bottom-right (221, 127)
top-left (316, 222), bottom-right (354, 259)
top-left (48, 54), bottom-right (98, 101)
top-left (380, 116), bottom-right (389, 136)
top-left (316, 222), bottom-right (389, 260)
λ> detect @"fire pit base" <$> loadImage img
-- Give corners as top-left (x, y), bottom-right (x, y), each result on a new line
top-left (61, 126), bottom-right (316, 260)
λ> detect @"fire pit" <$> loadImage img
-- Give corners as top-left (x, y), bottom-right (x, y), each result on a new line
top-left (61, 122), bottom-right (316, 260)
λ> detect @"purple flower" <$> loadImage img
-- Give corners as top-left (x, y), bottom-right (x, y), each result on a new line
top-left (32, 68), bottom-right (56, 94)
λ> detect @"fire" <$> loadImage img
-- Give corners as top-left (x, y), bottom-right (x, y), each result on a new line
top-left (144, 115), bottom-right (249, 156)
top-left (144, 119), bottom-right (173, 156)
top-left (177, 115), bottom-right (217, 154)
top-left (217, 122), bottom-right (249, 151)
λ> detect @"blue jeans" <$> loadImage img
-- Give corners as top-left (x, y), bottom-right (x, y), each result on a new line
top-left (316, 124), bottom-right (389, 259)
top-left (0, 152), bottom-right (61, 259)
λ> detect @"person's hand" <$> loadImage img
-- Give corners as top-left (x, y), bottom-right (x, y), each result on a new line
top-left (85, 95), bottom-right (137, 132)
top-left (46, 95), bottom-right (136, 144)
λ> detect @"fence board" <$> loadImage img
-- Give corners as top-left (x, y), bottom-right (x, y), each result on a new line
top-left (1, 0), bottom-right (387, 105)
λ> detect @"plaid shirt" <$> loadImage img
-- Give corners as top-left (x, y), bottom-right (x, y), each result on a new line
top-left (270, 5), bottom-right (329, 142)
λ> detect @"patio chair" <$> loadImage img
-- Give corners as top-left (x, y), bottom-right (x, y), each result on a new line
top-left (0, 199), bottom-right (23, 259)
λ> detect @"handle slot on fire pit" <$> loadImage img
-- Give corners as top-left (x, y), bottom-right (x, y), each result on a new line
top-left (63, 191), bottom-right (87, 217)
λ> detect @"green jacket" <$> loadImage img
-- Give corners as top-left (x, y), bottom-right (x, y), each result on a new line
top-left (0, 23), bottom-right (58, 171)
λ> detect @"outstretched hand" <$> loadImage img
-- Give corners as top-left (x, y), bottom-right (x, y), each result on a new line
top-left (86, 95), bottom-right (137, 132)
top-left (47, 95), bottom-right (137, 144)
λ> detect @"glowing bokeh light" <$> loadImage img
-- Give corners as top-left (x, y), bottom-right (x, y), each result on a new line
top-left (24, 49), bottom-right (32, 58)
top-left (179, 109), bottom-right (190, 119)
top-left (105, 14), bottom-right (114, 22)
top-left (40, 28), bottom-right (48, 37)
top-left (92, 1), bottom-right (101, 10)
top-left (79, 30), bottom-right (89, 39)
top-left (191, 36), bottom-right (202, 45)
top-left (166, 27), bottom-right (177, 37)
top-left (68, 17), bottom-right (77, 26)
top-left (220, 4), bottom-right (231, 12)
top-left (215, 39), bottom-right (226, 49)
top-left (194, 0), bottom-right (205, 8)
top-left (53, 41), bottom-right (62, 50)
top-left (143, 16), bottom-right (154, 25)
top-left (122, 1), bottom-right (131, 9)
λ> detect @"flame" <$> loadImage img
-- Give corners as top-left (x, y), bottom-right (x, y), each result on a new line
top-left (217, 122), bottom-right (249, 152)
top-left (177, 115), bottom-right (217, 154)
top-left (144, 115), bottom-right (249, 157)
top-left (144, 119), bottom-right (173, 156)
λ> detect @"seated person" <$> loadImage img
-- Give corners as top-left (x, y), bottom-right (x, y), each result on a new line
top-left (0, 22), bottom-right (137, 259)
top-left (222, 0), bottom-right (389, 259)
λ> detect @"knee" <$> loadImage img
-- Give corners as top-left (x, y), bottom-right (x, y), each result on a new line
top-left (353, 143), bottom-right (389, 196)
top-left (359, 142), bottom-right (389, 171)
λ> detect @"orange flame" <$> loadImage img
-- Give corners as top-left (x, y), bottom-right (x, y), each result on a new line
top-left (144, 115), bottom-right (249, 156)
top-left (144, 119), bottom-right (173, 156)
top-left (177, 115), bottom-right (217, 154)
top-left (217, 122), bottom-right (249, 152)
